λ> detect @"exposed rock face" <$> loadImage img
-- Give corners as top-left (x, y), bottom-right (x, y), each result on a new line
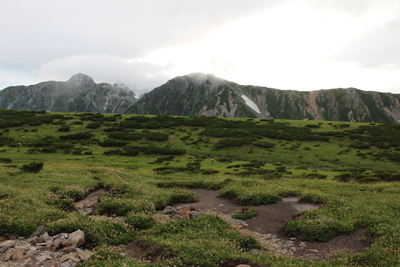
top-left (126, 73), bottom-right (400, 123)
top-left (0, 73), bottom-right (137, 113)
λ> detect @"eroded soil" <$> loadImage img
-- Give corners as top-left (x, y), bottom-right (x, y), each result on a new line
top-left (174, 189), bottom-right (373, 261)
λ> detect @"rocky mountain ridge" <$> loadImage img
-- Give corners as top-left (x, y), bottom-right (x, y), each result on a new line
top-left (128, 73), bottom-right (400, 123)
top-left (0, 74), bottom-right (137, 113)
top-left (1, 73), bottom-right (400, 122)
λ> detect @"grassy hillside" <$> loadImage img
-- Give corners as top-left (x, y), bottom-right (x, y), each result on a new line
top-left (0, 109), bottom-right (399, 266)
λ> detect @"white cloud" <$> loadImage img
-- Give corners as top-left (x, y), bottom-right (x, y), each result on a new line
top-left (1, 0), bottom-right (400, 94)
top-left (38, 54), bottom-right (172, 95)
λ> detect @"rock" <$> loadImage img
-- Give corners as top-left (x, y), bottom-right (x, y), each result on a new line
top-left (68, 230), bottom-right (85, 248)
top-left (60, 253), bottom-right (81, 264)
top-left (4, 251), bottom-right (13, 261)
top-left (30, 236), bottom-right (38, 245)
top-left (31, 225), bottom-right (45, 237)
top-left (22, 254), bottom-right (35, 263)
top-left (64, 246), bottom-right (76, 253)
top-left (76, 248), bottom-right (93, 261)
top-left (0, 240), bottom-right (16, 254)
top-left (38, 232), bottom-right (53, 243)
top-left (191, 211), bottom-right (200, 219)
top-left (61, 239), bottom-right (72, 248)
top-left (250, 249), bottom-right (264, 254)
top-left (178, 207), bottom-right (193, 218)
top-left (35, 256), bottom-right (47, 263)
top-left (51, 237), bottom-right (64, 250)
top-left (152, 214), bottom-right (171, 224)
top-left (162, 206), bottom-right (178, 215)
top-left (12, 249), bottom-right (24, 260)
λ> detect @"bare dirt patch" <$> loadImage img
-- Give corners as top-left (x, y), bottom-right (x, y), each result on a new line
top-left (174, 189), bottom-right (373, 261)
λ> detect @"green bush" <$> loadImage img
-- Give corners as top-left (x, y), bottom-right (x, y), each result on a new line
top-left (232, 207), bottom-right (257, 219)
top-left (285, 215), bottom-right (355, 242)
top-left (0, 157), bottom-right (12, 164)
top-left (86, 122), bottom-right (101, 129)
top-left (47, 216), bottom-right (136, 247)
top-left (59, 132), bottom-right (94, 140)
top-left (214, 138), bottom-right (256, 149)
top-left (96, 198), bottom-right (156, 216)
top-left (253, 141), bottom-right (276, 148)
top-left (98, 140), bottom-right (128, 147)
top-left (146, 132), bottom-right (169, 141)
top-left (20, 161), bottom-right (44, 173)
top-left (58, 125), bottom-right (70, 132)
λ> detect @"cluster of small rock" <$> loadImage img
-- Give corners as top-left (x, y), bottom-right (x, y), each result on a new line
top-left (0, 228), bottom-right (93, 267)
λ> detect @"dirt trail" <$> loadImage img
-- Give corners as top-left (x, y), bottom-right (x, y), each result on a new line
top-left (174, 189), bottom-right (373, 261)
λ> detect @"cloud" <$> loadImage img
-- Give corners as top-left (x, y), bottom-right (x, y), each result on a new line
top-left (38, 54), bottom-right (172, 95)
top-left (1, 0), bottom-right (400, 94)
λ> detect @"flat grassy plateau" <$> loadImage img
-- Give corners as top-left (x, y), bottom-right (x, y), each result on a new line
top-left (0, 109), bottom-right (400, 266)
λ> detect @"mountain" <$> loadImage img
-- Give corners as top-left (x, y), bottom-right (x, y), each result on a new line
top-left (126, 73), bottom-right (400, 123)
top-left (1, 73), bottom-right (400, 122)
top-left (0, 73), bottom-right (137, 113)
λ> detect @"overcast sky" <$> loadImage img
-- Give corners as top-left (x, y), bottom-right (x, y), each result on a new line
top-left (1, 0), bottom-right (400, 95)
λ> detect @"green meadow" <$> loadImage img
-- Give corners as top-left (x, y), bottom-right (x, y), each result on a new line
top-left (0, 109), bottom-right (399, 266)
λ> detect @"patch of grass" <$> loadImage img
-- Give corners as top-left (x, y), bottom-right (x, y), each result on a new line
top-left (232, 207), bottom-right (257, 219)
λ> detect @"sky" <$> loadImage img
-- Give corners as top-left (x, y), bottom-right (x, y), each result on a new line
top-left (1, 0), bottom-right (400, 95)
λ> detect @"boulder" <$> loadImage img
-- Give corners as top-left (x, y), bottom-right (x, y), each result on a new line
top-left (67, 230), bottom-right (85, 248)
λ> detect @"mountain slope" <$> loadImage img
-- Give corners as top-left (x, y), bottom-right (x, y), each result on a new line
top-left (0, 74), bottom-right (137, 113)
top-left (126, 73), bottom-right (400, 123)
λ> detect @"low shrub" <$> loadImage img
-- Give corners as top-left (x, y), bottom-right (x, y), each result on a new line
top-left (60, 132), bottom-right (94, 140)
top-left (98, 140), bottom-right (128, 147)
top-left (200, 169), bottom-right (220, 175)
top-left (0, 157), bottom-right (12, 164)
top-left (285, 214), bottom-right (355, 242)
top-left (298, 173), bottom-right (328, 180)
top-left (86, 122), bottom-right (101, 129)
top-left (232, 207), bottom-right (257, 219)
top-left (96, 197), bottom-right (156, 216)
top-left (46, 216), bottom-right (136, 246)
top-left (20, 161), bottom-right (44, 173)
top-left (214, 138), bottom-right (256, 149)
top-left (124, 212), bottom-right (156, 230)
top-left (146, 132), bottom-right (169, 141)
top-left (57, 125), bottom-right (70, 132)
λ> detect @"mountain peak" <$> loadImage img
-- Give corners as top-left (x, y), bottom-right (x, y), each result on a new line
top-left (66, 73), bottom-right (96, 88)
top-left (183, 73), bottom-right (225, 88)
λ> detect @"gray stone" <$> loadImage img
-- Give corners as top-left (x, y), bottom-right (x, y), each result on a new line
top-left (67, 230), bottom-right (85, 248)
top-left (250, 249), bottom-right (263, 254)
top-left (61, 239), bottom-right (71, 248)
top-left (152, 214), bottom-right (171, 224)
top-left (0, 240), bottom-right (16, 254)
top-left (30, 225), bottom-right (44, 237)
top-left (38, 232), bottom-right (52, 243)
